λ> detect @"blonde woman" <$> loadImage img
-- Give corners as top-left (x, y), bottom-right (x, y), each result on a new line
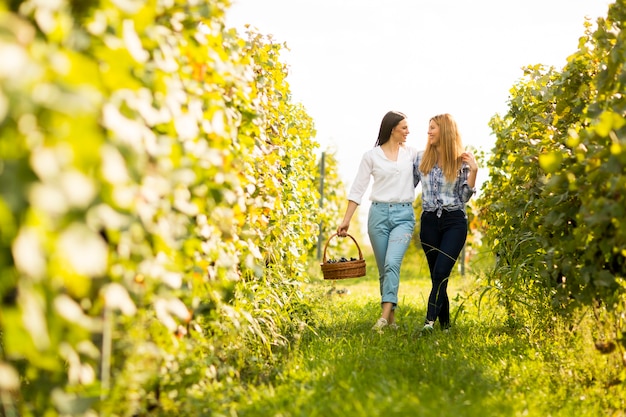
top-left (413, 114), bottom-right (478, 333)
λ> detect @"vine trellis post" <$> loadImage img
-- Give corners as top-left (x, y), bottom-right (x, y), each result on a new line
top-left (317, 152), bottom-right (326, 260)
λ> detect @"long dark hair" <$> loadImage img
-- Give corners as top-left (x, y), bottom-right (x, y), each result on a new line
top-left (375, 111), bottom-right (407, 146)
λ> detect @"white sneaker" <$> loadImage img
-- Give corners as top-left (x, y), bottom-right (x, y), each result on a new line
top-left (371, 317), bottom-right (388, 333)
top-left (421, 321), bottom-right (435, 333)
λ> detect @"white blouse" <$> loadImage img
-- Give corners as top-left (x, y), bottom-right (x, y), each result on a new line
top-left (347, 145), bottom-right (418, 205)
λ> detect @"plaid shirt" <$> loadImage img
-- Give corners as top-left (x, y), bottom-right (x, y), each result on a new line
top-left (413, 151), bottom-right (475, 217)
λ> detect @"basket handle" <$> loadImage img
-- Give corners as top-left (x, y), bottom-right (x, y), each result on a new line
top-left (322, 233), bottom-right (364, 263)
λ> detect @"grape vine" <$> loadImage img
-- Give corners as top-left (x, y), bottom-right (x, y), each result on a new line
top-left (0, 0), bottom-right (345, 415)
top-left (479, 1), bottom-right (626, 359)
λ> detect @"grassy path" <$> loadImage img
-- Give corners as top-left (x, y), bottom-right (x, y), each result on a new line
top-left (232, 245), bottom-right (625, 417)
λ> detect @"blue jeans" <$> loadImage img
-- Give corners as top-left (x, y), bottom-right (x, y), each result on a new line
top-left (420, 209), bottom-right (467, 328)
top-left (368, 202), bottom-right (415, 307)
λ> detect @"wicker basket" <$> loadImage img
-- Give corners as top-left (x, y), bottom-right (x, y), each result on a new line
top-left (320, 233), bottom-right (366, 280)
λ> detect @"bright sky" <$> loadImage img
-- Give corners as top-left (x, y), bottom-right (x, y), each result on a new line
top-left (225, 0), bottom-right (613, 230)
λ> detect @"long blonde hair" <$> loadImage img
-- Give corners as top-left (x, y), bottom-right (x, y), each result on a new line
top-left (419, 114), bottom-right (464, 182)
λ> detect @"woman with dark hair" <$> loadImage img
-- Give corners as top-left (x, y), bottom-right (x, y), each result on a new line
top-left (413, 113), bottom-right (478, 333)
top-left (337, 111), bottom-right (418, 332)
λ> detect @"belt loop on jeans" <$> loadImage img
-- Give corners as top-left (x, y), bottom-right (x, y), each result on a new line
top-left (372, 202), bottom-right (412, 207)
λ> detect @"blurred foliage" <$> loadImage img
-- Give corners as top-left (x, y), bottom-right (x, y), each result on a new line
top-left (0, 0), bottom-right (345, 415)
top-left (479, 0), bottom-right (626, 368)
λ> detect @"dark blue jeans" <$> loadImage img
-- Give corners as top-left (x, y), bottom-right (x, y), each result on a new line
top-left (419, 209), bottom-right (468, 328)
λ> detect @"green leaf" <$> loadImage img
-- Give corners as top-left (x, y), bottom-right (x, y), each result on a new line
top-left (594, 111), bottom-right (626, 137)
top-left (538, 152), bottom-right (563, 173)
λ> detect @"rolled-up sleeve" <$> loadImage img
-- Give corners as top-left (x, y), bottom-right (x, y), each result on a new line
top-left (459, 165), bottom-right (476, 203)
top-left (413, 154), bottom-right (422, 188)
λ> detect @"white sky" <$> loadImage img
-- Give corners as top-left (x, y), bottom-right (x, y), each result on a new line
top-left (225, 0), bottom-right (613, 230)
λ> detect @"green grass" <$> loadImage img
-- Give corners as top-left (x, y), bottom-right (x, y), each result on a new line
top-left (230, 244), bottom-right (626, 417)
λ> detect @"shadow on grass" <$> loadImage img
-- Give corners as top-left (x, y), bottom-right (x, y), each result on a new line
top-left (235, 296), bottom-right (521, 417)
